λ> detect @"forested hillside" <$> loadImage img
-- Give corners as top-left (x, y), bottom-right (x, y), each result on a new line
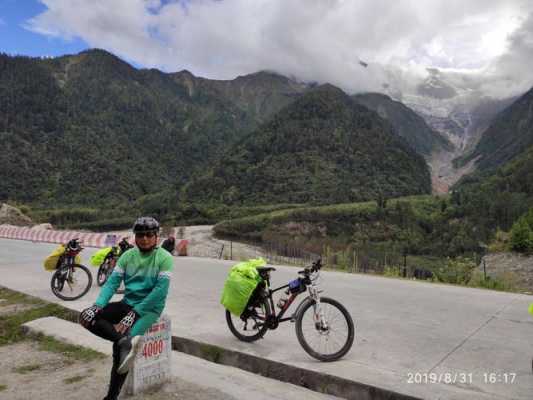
top-left (0, 50), bottom-right (433, 212)
top-left (184, 84), bottom-right (431, 205)
top-left (6, 48), bottom-right (531, 249)
top-left (455, 144), bottom-right (533, 234)
top-left (0, 50), bottom-right (255, 205)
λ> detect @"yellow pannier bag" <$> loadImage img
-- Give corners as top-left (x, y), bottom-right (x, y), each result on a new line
top-left (44, 245), bottom-right (66, 271)
top-left (220, 258), bottom-right (266, 316)
top-left (43, 245), bottom-right (81, 271)
top-left (90, 247), bottom-right (113, 267)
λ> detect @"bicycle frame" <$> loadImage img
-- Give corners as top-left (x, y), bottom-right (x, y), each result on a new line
top-left (58, 254), bottom-right (76, 275)
top-left (260, 269), bottom-right (326, 329)
top-left (57, 245), bottom-right (82, 281)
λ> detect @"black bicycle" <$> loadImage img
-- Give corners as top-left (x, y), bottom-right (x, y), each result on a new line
top-left (51, 238), bottom-right (93, 301)
top-left (225, 259), bottom-right (355, 361)
top-left (96, 237), bottom-right (133, 293)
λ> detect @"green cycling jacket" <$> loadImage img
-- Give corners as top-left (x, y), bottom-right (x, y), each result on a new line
top-left (95, 246), bottom-right (174, 316)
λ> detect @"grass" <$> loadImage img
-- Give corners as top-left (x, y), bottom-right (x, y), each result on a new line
top-left (0, 287), bottom-right (43, 306)
top-left (36, 334), bottom-right (104, 362)
top-left (468, 270), bottom-right (518, 292)
top-left (0, 286), bottom-right (105, 362)
top-left (0, 384), bottom-right (6, 391)
top-left (0, 302), bottom-right (76, 346)
top-left (13, 364), bottom-right (42, 374)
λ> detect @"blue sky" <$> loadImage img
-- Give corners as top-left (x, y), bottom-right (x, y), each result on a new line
top-left (0, 0), bottom-right (87, 57)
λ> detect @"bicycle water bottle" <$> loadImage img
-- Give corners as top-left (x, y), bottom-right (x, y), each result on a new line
top-left (277, 288), bottom-right (290, 309)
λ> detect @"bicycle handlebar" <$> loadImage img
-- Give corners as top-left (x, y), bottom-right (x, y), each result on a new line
top-left (298, 258), bottom-right (322, 275)
top-left (66, 238), bottom-right (84, 251)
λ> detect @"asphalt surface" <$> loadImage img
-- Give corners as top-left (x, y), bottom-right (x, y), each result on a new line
top-left (1, 238), bottom-right (533, 400)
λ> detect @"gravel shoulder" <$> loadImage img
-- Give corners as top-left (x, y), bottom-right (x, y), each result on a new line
top-left (178, 225), bottom-right (265, 261)
top-left (0, 288), bottom-right (236, 400)
top-left (0, 341), bottom-right (235, 400)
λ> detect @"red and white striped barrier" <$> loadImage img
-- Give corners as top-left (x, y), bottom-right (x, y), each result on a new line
top-left (0, 224), bottom-right (119, 248)
top-left (0, 225), bottom-right (189, 254)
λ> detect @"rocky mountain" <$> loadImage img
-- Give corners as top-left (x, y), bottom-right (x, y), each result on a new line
top-left (384, 67), bottom-right (518, 193)
top-left (416, 68), bottom-right (458, 99)
top-left (398, 69), bottom-right (515, 152)
top-left (183, 84), bottom-right (431, 205)
top-left (458, 86), bottom-right (533, 172)
top-left (352, 92), bottom-right (451, 156)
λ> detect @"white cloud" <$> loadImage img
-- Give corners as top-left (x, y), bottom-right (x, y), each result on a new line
top-left (480, 12), bottom-right (533, 97)
top-left (25, 0), bottom-right (533, 97)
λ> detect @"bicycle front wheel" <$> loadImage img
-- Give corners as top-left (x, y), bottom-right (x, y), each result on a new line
top-left (295, 296), bottom-right (354, 362)
top-left (51, 264), bottom-right (93, 301)
top-left (96, 261), bottom-right (110, 286)
top-left (226, 296), bottom-right (270, 342)
top-left (97, 260), bottom-right (124, 294)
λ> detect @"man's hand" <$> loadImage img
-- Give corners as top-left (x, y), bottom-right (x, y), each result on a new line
top-left (79, 304), bottom-right (102, 328)
top-left (114, 310), bottom-right (138, 335)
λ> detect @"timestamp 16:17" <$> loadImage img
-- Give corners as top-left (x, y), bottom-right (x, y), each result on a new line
top-left (483, 373), bottom-right (517, 384)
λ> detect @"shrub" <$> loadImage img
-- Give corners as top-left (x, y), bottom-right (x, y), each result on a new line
top-left (488, 230), bottom-right (510, 252)
top-left (434, 257), bottom-right (477, 285)
top-left (510, 208), bottom-right (533, 253)
top-left (468, 270), bottom-right (517, 291)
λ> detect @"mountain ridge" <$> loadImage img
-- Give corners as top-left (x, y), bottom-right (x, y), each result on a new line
top-left (183, 84), bottom-right (432, 205)
top-left (458, 86), bottom-right (533, 172)
top-left (2, 49), bottom-right (513, 209)
top-left (352, 92), bottom-right (452, 156)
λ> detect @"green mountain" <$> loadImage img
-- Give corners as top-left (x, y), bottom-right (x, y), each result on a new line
top-left (460, 86), bottom-right (533, 172)
top-left (0, 49), bottom-right (434, 213)
top-left (0, 50), bottom-right (316, 207)
top-left (0, 53), bottom-right (64, 203)
top-left (184, 84), bottom-right (431, 205)
top-left (352, 92), bottom-right (452, 155)
top-left (0, 50), bottom-right (252, 205)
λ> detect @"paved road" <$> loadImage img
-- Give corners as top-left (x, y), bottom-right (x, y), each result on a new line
top-left (1, 238), bottom-right (532, 400)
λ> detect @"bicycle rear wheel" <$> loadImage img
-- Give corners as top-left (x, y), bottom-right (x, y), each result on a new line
top-left (51, 264), bottom-right (93, 301)
top-left (226, 296), bottom-right (270, 342)
top-left (295, 296), bottom-right (354, 361)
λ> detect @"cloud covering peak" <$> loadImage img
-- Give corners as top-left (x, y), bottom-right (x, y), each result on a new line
top-left (25, 0), bottom-right (533, 97)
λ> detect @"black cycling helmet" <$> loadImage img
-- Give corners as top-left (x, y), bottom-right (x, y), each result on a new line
top-left (133, 217), bottom-right (160, 234)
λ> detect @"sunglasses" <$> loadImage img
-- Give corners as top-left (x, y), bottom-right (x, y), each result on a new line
top-left (135, 232), bottom-right (156, 239)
